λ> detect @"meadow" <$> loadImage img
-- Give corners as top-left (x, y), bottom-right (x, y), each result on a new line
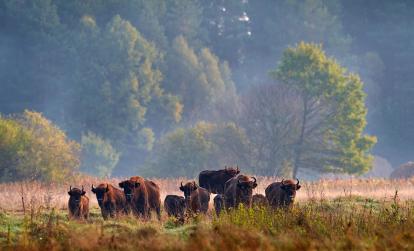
top-left (1, 177), bottom-right (414, 250)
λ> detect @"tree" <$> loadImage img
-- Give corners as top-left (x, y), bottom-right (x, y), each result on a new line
top-left (163, 0), bottom-right (204, 46)
top-left (0, 111), bottom-right (80, 182)
top-left (147, 121), bottom-right (248, 177)
top-left (164, 36), bottom-right (237, 122)
top-left (272, 42), bottom-right (376, 177)
top-left (70, 15), bottom-right (181, 148)
top-left (239, 84), bottom-right (302, 176)
top-left (0, 116), bottom-right (32, 181)
top-left (200, 0), bottom-right (251, 66)
top-left (80, 132), bottom-right (120, 178)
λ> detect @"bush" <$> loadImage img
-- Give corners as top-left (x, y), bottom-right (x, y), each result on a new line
top-left (0, 110), bottom-right (80, 182)
top-left (0, 117), bottom-right (32, 181)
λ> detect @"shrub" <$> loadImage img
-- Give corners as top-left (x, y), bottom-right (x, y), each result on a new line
top-left (0, 110), bottom-right (80, 182)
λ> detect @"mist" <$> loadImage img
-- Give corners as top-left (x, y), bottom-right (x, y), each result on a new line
top-left (1, 0), bottom-right (413, 179)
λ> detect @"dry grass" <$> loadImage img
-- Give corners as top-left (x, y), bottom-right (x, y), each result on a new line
top-left (1, 177), bottom-right (414, 250)
top-left (0, 176), bottom-right (413, 212)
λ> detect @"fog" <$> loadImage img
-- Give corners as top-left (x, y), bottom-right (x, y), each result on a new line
top-left (1, 0), bottom-right (413, 179)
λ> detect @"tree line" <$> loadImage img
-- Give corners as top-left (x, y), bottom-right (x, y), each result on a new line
top-left (2, 0), bottom-right (410, 180)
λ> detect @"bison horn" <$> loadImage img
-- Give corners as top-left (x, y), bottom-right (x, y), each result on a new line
top-left (238, 179), bottom-right (241, 185)
top-left (106, 184), bottom-right (109, 190)
top-left (281, 179), bottom-right (286, 185)
top-left (180, 181), bottom-right (184, 188)
top-left (296, 178), bottom-right (300, 186)
top-left (251, 177), bottom-right (257, 184)
top-left (81, 186), bottom-right (84, 192)
top-left (69, 185), bottom-right (72, 192)
top-left (91, 184), bottom-right (95, 190)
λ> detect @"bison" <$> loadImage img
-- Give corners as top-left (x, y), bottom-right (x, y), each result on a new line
top-left (223, 175), bottom-right (257, 210)
top-left (164, 195), bottom-right (186, 220)
top-left (68, 186), bottom-right (89, 220)
top-left (199, 166), bottom-right (240, 194)
top-left (143, 179), bottom-right (161, 220)
top-left (265, 179), bottom-right (301, 208)
top-left (119, 176), bottom-right (149, 218)
top-left (252, 194), bottom-right (268, 207)
top-left (91, 183), bottom-right (127, 219)
top-left (213, 194), bottom-right (224, 216)
top-left (179, 181), bottom-right (210, 214)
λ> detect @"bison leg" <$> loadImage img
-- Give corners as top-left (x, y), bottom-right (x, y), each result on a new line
top-left (155, 205), bottom-right (161, 220)
top-left (101, 208), bottom-right (109, 220)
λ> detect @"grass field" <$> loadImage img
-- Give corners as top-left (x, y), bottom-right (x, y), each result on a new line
top-left (1, 177), bottom-right (414, 250)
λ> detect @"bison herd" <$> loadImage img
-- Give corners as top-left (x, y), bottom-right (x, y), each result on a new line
top-left (67, 166), bottom-right (301, 221)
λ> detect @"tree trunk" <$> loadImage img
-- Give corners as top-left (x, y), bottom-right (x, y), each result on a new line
top-left (292, 97), bottom-right (308, 178)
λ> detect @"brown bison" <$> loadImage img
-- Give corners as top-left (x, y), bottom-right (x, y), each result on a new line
top-left (179, 181), bottom-right (210, 214)
top-left (213, 194), bottom-right (224, 216)
top-left (68, 186), bottom-right (89, 220)
top-left (199, 166), bottom-right (240, 194)
top-left (252, 194), bottom-right (268, 207)
top-left (143, 179), bottom-right (161, 220)
top-left (91, 183), bottom-right (127, 219)
top-left (164, 195), bottom-right (186, 220)
top-left (265, 179), bottom-right (301, 208)
top-left (119, 176), bottom-right (149, 218)
top-left (223, 175), bottom-right (257, 210)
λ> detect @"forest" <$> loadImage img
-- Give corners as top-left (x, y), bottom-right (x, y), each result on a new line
top-left (1, 0), bottom-right (413, 181)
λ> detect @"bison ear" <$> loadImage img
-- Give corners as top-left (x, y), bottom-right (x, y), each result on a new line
top-left (179, 186), bottom-right (184, 192)
top-left (91, 188), bottom-right (96, 193)
top-left (119, 182), bottom-right (124, 188)
top-left (252, 182), bottom-right (258, 189)
top-left (134, 182), bottom-right (140, 188)
top-left (68, 191), bottom-right (72, 196)
top-left (296, 184), bottom-right (301, 190)
top-left (81, 191), bottom-right (86, 196)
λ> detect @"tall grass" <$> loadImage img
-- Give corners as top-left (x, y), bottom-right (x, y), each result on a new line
top-left (1, 177), bottom-right (414, 250)
top-left (1, 177), bottom-right (413, 211)
top-left (1, 196), bottom-right (414, 250)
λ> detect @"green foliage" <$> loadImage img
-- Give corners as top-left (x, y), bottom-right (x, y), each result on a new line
top-left (0, 117), bottom-right (32, 181)
top-left (164, 36), bottom-right (237, 121)
top-left (273, 42), bottom-right (376, 176)
top-left (2, 198), bottom-right (414, 250)
top-left (148, 121), bottom-right (248, 177)
top-left (0, 111), bottom-right (80, 182)
top-left (80, 132), bottom-right (120, 178)
top-left (1, 0), bottom-right (392, 177)
top-left (71, 15), bottom-right (181, 151)
top-left (163, 0), bottom-right (203, 46)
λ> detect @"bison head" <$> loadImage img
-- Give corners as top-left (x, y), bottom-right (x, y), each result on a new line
top-left (280, 179), bottom-right (301, 203)
top-left (225, 165), bottom-right (240, 176)
top-left (91, 184), bottom-right (109, 206)
top-left (119, 180), bottom-right (140, 202)
top-left (237, 176), bottom-right (257, 203)
top-left (179, 181), bottom-right (198, 200)
top-left (68, 186), bottom-right (86, 205)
